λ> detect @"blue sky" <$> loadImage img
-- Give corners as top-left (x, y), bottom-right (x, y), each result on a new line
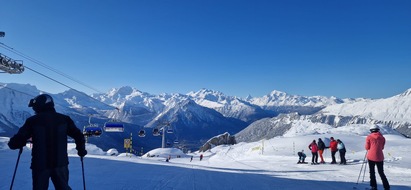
top-left (1, 1), bottom-right (410, 99)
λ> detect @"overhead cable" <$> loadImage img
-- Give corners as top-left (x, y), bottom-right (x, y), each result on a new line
top-left (0, 43), bottom-right (118, 111)
top-left (0, 42), bottom-right (104, 94)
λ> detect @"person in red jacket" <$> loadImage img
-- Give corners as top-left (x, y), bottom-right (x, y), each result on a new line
top-left (365, 125), bottom-right (390, 190)
top-left (329, 137), bottom-right (338, 164)
top-left (308, 140), bottom-right (319, 164)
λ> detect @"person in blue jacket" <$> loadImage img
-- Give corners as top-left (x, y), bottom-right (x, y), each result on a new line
top-left (297, 150), bottom-right (307, 163)
top-left (337, 139), bottom-right (346, 165)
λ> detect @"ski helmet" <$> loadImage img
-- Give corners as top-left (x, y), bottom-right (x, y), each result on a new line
top-left (28, 94), bottom-right (54, 111)
top-left (369, 125), bottom-right (380, 132)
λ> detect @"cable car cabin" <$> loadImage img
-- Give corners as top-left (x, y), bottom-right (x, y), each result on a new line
top-left (167, 128), bottom-right (173, 133)
top-left (83, 125), bottom-right (103, 137)
top-left (152, 128), bottom-right (160, 136)
top-left (103, 122), bottom-right (124, 132)
top-left (138, 130), bottom-right (146, 137)
top-left (174, 140), bottom-right (179, 144)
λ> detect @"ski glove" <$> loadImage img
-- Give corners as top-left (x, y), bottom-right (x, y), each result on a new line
top-left (77, 149), bottom-right (87, 158)
top-left (8, 135), bottom-right (27, 150)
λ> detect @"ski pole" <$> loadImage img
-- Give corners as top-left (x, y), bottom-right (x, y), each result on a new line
top-left (81, 157), bottom-right (86, 190)
top-left (362, 160), bottom-right (367, 182)
top-left (356, 151), bottom-right (368, 185)
top-left (10, 148), bottom-right (23, 190)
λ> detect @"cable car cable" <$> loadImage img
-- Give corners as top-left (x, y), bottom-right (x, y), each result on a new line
top-left (24, 66), bottom-right (77, 92)
top-left (0, 84), bottom-right (114, 113)
top-left (23, 66), bottom-right (118, 110)
top-left (0, 42), bottom-right (125, 132)
top-left (0, 43), bottom-right (125, 129)
top-left (2, 65), bottom-right (119, 112)
top-left (0, 42), bottom-right (104, 94)
top-left (0, 42), bottom-right (123, 113)
top-left (2, 84), bottom-right (129, 132)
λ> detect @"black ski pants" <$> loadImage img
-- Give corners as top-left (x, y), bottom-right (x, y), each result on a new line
top-left (32, 166), bottom-right (72, 190)
top-left (331, 150), bottom-right (337, 163)
top-left (311, 152), bottom-right (318, 163)
top-left (339, 150), bottom-right (346, 164)
top-left (368, 160), bottom-right (390, 190)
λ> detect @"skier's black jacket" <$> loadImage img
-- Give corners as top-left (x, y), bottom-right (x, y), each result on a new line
top-left (8, 107), bottom-right (85, 170)
top-left (317, 139), bottom-right (326, 150)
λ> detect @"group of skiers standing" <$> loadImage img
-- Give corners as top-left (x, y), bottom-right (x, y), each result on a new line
top-left (298, 125), bottom-right (390, 190)
top-left (298, 136), bottom-right (346, 165)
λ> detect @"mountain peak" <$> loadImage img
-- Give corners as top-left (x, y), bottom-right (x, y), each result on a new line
top-left (188, 88), bottom-right (226, 101)
top-left (198, 88), bottom-right (225, 95)
top-left (245, 94), bottom-right (253, 101)
top-left (108, 86), bottom-right (142, 97)
top-left (1, 83), bottom-right (39, 95)
top-left (269, 90), bottom-right (288, 97)
top-left (398, 88), bottom-right (411, 97)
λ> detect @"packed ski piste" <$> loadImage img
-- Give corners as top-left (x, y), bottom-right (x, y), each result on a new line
top-left (1, 124), bottom-right (411, 190)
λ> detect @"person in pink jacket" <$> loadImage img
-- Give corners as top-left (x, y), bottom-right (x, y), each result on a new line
top-left (308, 140), bottom-right (319, 164)
top-left (365, 125), bottom-right (390, 190)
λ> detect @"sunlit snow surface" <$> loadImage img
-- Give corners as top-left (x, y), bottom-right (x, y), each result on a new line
top-left (1, 124), bottom-right (410, 190)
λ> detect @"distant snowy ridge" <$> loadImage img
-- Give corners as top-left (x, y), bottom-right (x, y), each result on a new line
top-left (236, 88), bottom-right (411, 142)
top-left (322, 88), bottom-right (411, 122)
top-left (235, 111), bottom-right (407, 143)
top-left (188, 88), bottom-right (272, 122)
top-left (248, 90), bottom-right (345, 107)
top-left (2, 82), bottom-right (411, 152)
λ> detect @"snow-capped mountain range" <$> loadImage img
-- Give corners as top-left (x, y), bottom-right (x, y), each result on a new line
top-left (1, 82), bottom-right (410, 152)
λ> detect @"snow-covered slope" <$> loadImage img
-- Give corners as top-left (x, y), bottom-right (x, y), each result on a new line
top-left (1, 124), bottom-right (410, 190)
top-left (237, 88), bottom-right (411, 142)
top-left (0, 83), bottom-right (39, 135)
top-left (322, 88), bottom-right (411, 122)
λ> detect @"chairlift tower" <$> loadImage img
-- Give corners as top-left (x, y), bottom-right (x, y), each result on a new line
top-left (161, 126), bottom-right (168, 148)
top-left (140, 121), bottom-right (174, 148)
top-left (158, 122), bottom-right (172, 148)
top-left (160, 126), bottom-right (166, 148)
top-left (153, 122), bottom-right (173, 148)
